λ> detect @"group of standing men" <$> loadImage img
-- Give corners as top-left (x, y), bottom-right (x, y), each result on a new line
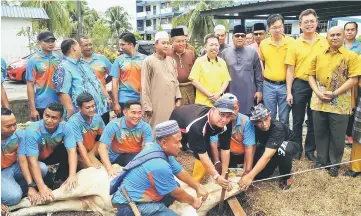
top-left (1, 7), bottom-right (361, 216)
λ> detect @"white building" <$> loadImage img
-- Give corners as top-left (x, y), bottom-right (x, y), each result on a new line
top-left (136, 0), bottom-right (187, 40)
top-left (1, 6), bottom-right (49, 63)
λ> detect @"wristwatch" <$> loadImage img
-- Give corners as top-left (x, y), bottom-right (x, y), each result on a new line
top-left (212, 173), bottom-right (220, 180)
top-left (28, 182), bottom-right (37, 188)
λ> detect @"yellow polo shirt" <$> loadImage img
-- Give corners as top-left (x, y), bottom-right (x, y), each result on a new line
top-left (285, 33), bottom-right (328, 81)
top-left (306, 46), bottom-right (361, 115)
top-left (188, 55), bottom-right (231, 107)
top-left (260, 35), bottom-right (295, 81)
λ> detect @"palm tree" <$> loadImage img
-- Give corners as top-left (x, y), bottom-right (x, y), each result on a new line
top-left (172, 0), bottom-right (233, 49)
top-left (105, 6), bottom-right (132, 37)
top-left (21, 0), bottom-right (72, 36)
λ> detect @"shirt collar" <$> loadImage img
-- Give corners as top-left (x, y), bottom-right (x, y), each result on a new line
top-left (235, 113), bottom-right (242, 126)
top-left (120, 117), bottom-right (142, 129)
top-left (39, 120), bottom-right (61, 135)
top-left (300, 33), bottom-right (322, 43)
top-left (82, 53), bottom-right (98, 63)
top-left (206, 55), bottom-right (218, 62)
top-left (36, 50), bottom-right (55, 58)
top-left (64, 56), bottom-right (80, 65)
top-left (343, 39), bottom-right (360, 50)
top-left (267, 34), bottom-right (288, 46)
top-left (325, 46), bottom-right (346, 54)
top-left (3, 130), bottom-right (20, 146)
top-left (76, 112), bottom-right (93, 124)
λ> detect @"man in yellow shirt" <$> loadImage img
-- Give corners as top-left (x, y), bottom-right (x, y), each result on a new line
top-left (285, 9), bottom-right (328, 161)
top-left (260, 14), bottom-right (295, 126)
top-left (189, 34), bottom-right (231, 107)
top-left (307, 26), bottom-right (361, 177)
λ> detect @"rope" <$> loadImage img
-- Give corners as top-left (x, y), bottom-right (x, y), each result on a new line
top-left (251, 158), bottom-right (361, 183)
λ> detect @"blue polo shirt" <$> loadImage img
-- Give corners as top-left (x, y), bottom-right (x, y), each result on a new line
top-left (26, 50), bottom-right (61, 109)
top-left (344, 40), bottom-right (361, 55)
top-left (83, 53), bottom-right (112, 86)
top-left (210, 113), bottom-right (255, 154)
top-left (99, 117), bottom-right (153, 161)
top-left (25, 120), bottom-right (76, 160)
top-left (112, 142), bottom-right (183, 204)
top-left (110, 52), bottom-right (146, 103)
top-left (68, 112), bottom-right (105, 151)
top-left (53, 56), bottom-right (108, 116)
top-left (1, 130), bottom-right (26, 169)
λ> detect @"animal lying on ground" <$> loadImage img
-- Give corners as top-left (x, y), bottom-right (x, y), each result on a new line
top-left (9, 165), bottom-right (243, 216)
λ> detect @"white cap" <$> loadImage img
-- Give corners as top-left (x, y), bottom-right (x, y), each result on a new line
top-left (155, 31), bottom-right (169, 42)
top-left (214, 24), bottom-right (226, 32)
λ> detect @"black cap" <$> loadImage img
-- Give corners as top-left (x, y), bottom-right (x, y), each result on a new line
top-left (233, 25), bottom-right (246, 34)
top-left (171, 28), bottom-right (185, 38)
top-left (37, 31), bottom-right (56, 41)
top-left (254, 23), bottom-right (266, 31)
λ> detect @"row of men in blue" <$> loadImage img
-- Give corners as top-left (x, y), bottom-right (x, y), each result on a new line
top-left (2, 90), bottom-right (300, 215)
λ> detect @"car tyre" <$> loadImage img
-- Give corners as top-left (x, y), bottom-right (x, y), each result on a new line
top-left (22, 71), bottom-right (26, 83)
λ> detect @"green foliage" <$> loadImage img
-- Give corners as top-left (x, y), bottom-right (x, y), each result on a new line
top-left (157, 24), bottom-right (163, 31)
top-left (105, 6), bottom-right (132, 37)
top-left (357, 35), bottom-right (361, 42)
top-left (95, 47), bottom-right (117, 63)
top-left (21, 1), bottom-right (72, 36)
top-left (134, 31), bottom-right (143, 41)
top-left (91, 21), bottom-right (111, 49)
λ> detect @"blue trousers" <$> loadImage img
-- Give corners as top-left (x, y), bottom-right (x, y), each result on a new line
top-left (1, 162), bottom-right (48, 206)
top-left (263, 80), bottom-right (290, 126)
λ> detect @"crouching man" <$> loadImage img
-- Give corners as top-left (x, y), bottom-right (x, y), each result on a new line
top-left (238, 104), bottom-right (298, 190)
top-left (68, 93), bottom-right (105, 169)
top-left (113, 120), bottom-right (208, 216)
top-left (1, 108), bottom-right (48, 214)
top-left (25, 102), bottom-right (78, 202)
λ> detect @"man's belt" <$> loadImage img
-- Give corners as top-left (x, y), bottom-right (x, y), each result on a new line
top-left (179, 81), bottom-right (193, 87)
top-left (264, 78), bottom-right (286, 85)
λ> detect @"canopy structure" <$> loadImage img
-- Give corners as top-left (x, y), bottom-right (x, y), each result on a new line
top-left (200, 1), bottom-right (361, 25)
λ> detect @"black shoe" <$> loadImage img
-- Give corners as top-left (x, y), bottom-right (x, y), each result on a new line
top-left (328, 167), bottom-right (339, 177)
top-left (305, 152), bottom-right (317, 162)
top-left (344, 170), bottom-right (361, 177)
top-left (279, 177), bottom-right (293, 190)
top-left (293, 152), bottom-right (302, 160)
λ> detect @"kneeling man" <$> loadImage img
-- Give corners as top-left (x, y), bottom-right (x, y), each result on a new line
top-left (99, 100), bottom-right (153, 177)
top-left (239, 104), bottom-right (298, 190)
top-left (113, 120), bottom-right (208, 216)
top-left (68, 93), bottom-right (105, 169)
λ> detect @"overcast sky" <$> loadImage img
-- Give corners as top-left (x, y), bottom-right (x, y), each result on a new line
top-left (86, 0), bottom-right (137, 30)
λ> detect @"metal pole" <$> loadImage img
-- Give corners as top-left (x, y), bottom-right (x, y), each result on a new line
top-left (77, 0), bottom-right (82, 36)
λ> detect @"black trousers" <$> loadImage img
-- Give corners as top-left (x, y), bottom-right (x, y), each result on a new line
top-left (113, 153), bottom-right (138, 167)
top-left (42, 144), bottom-right (69, 188)
top-left (101, 111), bottom-right (110, 125)
top-left (254, 141), bottom-right (297, 180)
top-left (36, 108), bottom-right (46, 120)
top-left (291, 78), bottom-right (316, 154)
top-left (346, 112), bottom-right (355, 137)
top-left (229, 153), bottom-right (244, 168)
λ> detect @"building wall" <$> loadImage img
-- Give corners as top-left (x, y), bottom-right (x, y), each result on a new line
top-left (1, 17), bottom-right (33, 63)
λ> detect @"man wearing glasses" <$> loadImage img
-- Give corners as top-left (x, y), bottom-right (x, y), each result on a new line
top-left (221, 25), bottom-right (263, 116)
top-left (285, 9), bottom-right (328, 161)
top-left (260, 14), bottom-right (295, 126)
top-left (26, 32), bottom-right (62, 121)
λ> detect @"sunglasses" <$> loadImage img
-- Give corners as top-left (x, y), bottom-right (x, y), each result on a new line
top-left (43, 39), bottom-right (56, 43)
top-left (234, 34), bottom-right (246, 38)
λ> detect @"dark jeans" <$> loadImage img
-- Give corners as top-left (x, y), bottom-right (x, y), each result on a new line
top-left (101, 111), bottom-right (110, 125)
top-left (254, 141), bottom-right (297, 180)
top-left (42, 144), bottom-right (69, 188)
top-left (229, 153), bottom-right (244, 168)
top-left (36, 108), bottom-right (46, 120)
top-left (113, 153), bottom-right (138, 167)
top-left (313, 111), bottom-right (349, 165)
top-left (291, 78), bottom-right (316, 154)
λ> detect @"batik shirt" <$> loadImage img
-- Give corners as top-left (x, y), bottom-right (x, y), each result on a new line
top-left (99, 117), bottom-right (153, 161)
top-left (306, 46), bottom-right (361, 115)
top-left (26, 50), bottom-right (61, 108)
top-left (112, 143), bottom-right (183, 204)
top-left (25, 120), bottom-right (76, 160)
top-left (53, 56), bottom-right (108, 116)
top-left (210, 113), bottom-right (255, 155)
top-left (1, 130), bottom-right (26, 169)
top-left (68, 112), bottom-right (105, 151)
top-left (83, 53), bottom-right (112, 86)
top-left (111, 52), bottom-right (146, 103)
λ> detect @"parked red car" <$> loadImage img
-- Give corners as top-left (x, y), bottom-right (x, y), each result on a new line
top-left (7, 48), bottom-right (62, 83)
